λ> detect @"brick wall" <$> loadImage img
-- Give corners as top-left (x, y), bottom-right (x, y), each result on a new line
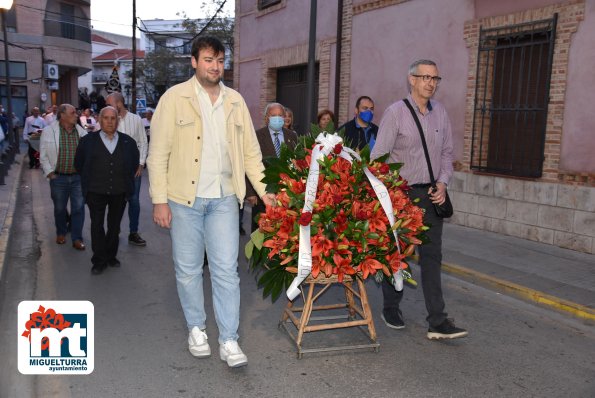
top-left (462, 0), bottom-right (589, 184)
top-left (451, 1), bottom-right (595, 254)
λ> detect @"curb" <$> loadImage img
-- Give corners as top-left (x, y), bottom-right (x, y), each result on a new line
top-left (441, 261), bottom-right (595, 321)
top-left (0, 155), bottom-right (25, 283)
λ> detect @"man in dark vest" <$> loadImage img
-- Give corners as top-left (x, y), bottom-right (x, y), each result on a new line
top-left (75, 106), bottom-right (140, 275)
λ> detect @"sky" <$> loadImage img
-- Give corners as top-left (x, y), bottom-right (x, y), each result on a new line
top-left (90, 0), bottom-right (234, 37)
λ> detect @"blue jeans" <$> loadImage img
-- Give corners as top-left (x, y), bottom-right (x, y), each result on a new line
top-left (169, 195), bottom-right (240, 343)
top-left (49, 174), bottom-right (85, 241)
top-left (127, 174), bottom-right (141, 233)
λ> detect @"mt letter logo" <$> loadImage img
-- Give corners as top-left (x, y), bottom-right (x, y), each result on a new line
top-left (18, 301), bottom-right (94, 375)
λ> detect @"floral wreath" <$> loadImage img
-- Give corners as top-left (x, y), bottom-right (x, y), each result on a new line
top-left (246, 123), bottom-right (428, 301)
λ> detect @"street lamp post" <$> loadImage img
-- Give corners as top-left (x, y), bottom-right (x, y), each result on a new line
top-left (0, 0), bottom-right (16, 157)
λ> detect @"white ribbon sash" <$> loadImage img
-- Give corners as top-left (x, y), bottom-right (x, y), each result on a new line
top-left (286, 133), bottom-right (403, 301)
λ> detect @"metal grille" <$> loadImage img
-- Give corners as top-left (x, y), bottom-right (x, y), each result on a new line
top-left (276, 64), bottom-right (319, 135)
top-left (258, 0), bottom-right (282, 10)
top-left (470, 15), bottom-right (557, 178)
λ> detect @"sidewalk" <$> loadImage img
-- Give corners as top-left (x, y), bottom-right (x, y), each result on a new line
top-left (0, 151), bottom-right (24, 283)
top-left (441, 222), bottom-right (595, 320)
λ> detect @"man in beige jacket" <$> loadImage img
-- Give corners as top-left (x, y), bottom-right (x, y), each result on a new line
top-left (147, 36), bottom-right (274, 368)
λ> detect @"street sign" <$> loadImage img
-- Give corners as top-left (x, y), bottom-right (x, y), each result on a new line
top-left (136, 98), bottom-right (146, 114)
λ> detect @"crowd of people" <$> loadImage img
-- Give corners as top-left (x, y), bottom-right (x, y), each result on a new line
top-left (29, 35), bottom-right (465, 369)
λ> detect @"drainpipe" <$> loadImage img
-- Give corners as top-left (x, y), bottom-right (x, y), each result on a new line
top-left (333, 0), bottom-right (343, 120)
top-left (305, 0), bottom-right (317, 128)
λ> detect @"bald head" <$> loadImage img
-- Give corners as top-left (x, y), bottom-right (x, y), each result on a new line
top-left (99, 106), bottom-right (119, 135)
top-left (106, 92), bottom-right (126, 114)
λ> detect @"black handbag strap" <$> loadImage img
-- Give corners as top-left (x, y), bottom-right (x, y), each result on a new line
top-left (403, 98), bottom-right (436, 186)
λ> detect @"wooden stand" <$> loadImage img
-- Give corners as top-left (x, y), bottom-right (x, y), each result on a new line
top-left (279, 274), bottom-right (379, 358)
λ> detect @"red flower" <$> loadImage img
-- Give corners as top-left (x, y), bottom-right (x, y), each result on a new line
top-left (333, 253), bottom-right (356, 282)
top-left (333, 210), bottom-right (348, 234)
top-left (356, 257), bottom-right (383, 279)
top-left (299, 211), bottom-right (313, 226)
top-left (293, 158), bottom-right (310, 171)
top-left (397, 176), bottom-right (411, 191)
top-left (247, 134), bottom-right (428, 302)
top-left (311, 233), bottom-right (334, 257)
top-left (263, 236), bottom-right (288, 259)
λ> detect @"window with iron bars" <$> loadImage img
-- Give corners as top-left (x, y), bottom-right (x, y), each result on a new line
top-left (470, 15), bottom-right (557, 178)
top-left (258, 0), bottom-right (282, 10)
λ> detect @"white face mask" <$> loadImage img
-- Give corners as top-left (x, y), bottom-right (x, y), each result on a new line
top-left (268, 115), bottom-right (284, 131)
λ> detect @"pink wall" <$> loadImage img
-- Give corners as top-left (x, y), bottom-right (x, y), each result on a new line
top-left (348, 0), bottom-right (474, 162)
top-left (474, 0), bottom-right (561, 18)
top-left (237, 1), bottom-right (338, 59)
top-left (238, 60), bottom-right (263, 129)
top-left (560, 0), bottom-right (595, 173)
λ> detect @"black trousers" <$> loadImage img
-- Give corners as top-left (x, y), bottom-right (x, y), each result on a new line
top-left (28, 142), bottom-right (39, 168)
top-left (382, 186), bottom-right (447, 327)
top-left (86, 192), bottom-right (127, 266)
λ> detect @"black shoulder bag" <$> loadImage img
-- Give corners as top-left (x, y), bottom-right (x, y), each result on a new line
top-left (403, 98), bottom-right (453, 218)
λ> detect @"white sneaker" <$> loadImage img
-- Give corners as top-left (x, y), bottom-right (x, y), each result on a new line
top-left (219, 340), bottom-right (248, 368)
top-left (188, 327), bottom-right (211, 358)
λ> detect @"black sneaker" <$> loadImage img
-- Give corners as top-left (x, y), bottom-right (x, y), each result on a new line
top-left (91, 263), bottom-right (107, 275)
top-left (381, 309), bottom-right (405, 330)
top-left (108, 258), bottom-right (121, 268)
top-left (427, 319), bottom-right (468, 340)
top-left (128, 232), bottom-right (147, 246)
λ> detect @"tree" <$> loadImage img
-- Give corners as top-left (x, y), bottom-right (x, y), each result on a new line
top-left (136, 48), bottom-right (192, 104)
top-left (177, 0), bottom-right (235, 63)
top-left (137, 0), bottom-right (234, 105)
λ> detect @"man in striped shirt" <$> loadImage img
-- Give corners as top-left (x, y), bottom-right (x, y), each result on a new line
top-left (371, 59), bottom-right (467, 340)
top-left (106, 93), bottom-right (148, 247)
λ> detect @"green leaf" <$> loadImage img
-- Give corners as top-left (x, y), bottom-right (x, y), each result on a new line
top-left (250, 229), bottom-right (265, 250)
top-left (245, 240), bottom-right (254, 259)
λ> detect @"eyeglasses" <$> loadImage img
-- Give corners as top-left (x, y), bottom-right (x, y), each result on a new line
top-left (411, 74), bottom-right (442, 85)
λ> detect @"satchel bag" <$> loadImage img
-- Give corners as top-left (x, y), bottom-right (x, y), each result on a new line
top-left (403, 99), bottom-right (453, 218)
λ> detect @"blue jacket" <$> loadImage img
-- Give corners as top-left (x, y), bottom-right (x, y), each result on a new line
top-left (339, 118), bottom-right (379, 151)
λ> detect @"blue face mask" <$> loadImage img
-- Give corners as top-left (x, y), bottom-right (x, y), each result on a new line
top-left (268, 115), bottom-right (284, 131)
top-left (359, 110), bottom-right (374, 124)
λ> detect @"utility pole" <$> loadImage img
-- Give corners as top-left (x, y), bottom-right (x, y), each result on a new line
top-left (131, 0), bottom-right (137, 113)
top-left (305, 0), bottom-right (317, 128)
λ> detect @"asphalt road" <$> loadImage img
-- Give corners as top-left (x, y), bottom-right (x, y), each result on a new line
top-left (1, 167), bottom-right (594, 398)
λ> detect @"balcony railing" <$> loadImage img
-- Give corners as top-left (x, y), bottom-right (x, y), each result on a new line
top-left (44, 19), bottom-right (91, 43)
top-left (92, 73), bottom-right (109, 83)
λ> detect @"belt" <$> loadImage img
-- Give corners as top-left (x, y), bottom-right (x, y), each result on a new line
top-left (411, 183), bottom-right (432, 188)
top-left (55, 172), bottom-right (76, 176)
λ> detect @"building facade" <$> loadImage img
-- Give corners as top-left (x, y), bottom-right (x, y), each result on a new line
top-left (140, 18), bottom-right (234, 106)
top-left (0, 0), bottom-right (91, 118)
top-left (235, 0), bottom-right (595, 253)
